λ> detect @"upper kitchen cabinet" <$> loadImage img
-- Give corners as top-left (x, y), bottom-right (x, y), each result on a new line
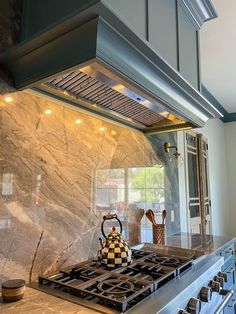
top-left (148, 0), bottom-right (178, 70)
top-left (177, 3), bottom-right (199, 90)
top-left (104, 0), bottom-right (147, 40)
top-left (106, 0), bottom-right (178, 70)
top-left (105, 0), bottom-right (211, 91)
top-left (21, 0), bottom-right (98, 39)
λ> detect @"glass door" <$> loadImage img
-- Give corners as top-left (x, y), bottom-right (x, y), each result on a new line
top-left (197, 134), bottom-right (212, 235)
top-left (185, 131), bottom-right (211, 235)
top-left (186, 131), bottom-right (201, 234)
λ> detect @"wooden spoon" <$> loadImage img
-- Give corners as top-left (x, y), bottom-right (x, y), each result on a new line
top-left (162, 209), bottom-right (166, 225)
top-left (145, 209), bottom-right (157, 225)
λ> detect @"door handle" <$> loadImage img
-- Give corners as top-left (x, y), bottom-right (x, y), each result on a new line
top-left (214, 289), bottom-right (233, 314)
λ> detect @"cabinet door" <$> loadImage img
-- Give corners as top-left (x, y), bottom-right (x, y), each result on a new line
top-left (104, 0), bottom-right (147, 40)
top-left (148, 0), bottom-right (178, 69)
top-left (177, 3), bottom-right (199, 90)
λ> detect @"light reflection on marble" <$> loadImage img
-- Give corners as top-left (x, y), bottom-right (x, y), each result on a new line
top-left (0, 91), bottom-right (174, 285)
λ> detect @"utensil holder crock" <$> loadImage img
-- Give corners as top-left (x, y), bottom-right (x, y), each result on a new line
top-left (152, 224), bottom-right (166, 245)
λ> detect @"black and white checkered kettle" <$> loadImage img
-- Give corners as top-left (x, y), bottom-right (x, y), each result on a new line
top-left (97, 214), bottom-right (132, 268)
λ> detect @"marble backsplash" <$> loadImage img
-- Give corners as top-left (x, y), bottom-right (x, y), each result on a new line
top-left (0, 91), bottom-right (180, 285)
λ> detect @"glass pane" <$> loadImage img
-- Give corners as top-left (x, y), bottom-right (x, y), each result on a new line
top-left (144, 189), bottom-right (164, 204)
top-left (187, 134), bottom-right (196, 147)
top-left (128, 167), bottom-right (146, 189)
top-left (204, 157), bottom-right (209, 197)
top-left (190, 205), bottom-right (200, 218)
top-left (96, 169), bottom-right (109, 186)
top-left (128, 188), bottom-right (145, 204)
top-left (188, 152), bottom-right (199, 198)
top-left (205, 203), bottom-right (210, 216)
top-left (96, 188), bottom-right (111, 208)
top-left (109, 168), bottom-right (125, 189)
top-left (145, 166), bottom-right (164, 189)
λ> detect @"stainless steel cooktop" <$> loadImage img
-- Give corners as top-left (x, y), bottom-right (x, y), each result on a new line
top-left (31, 244), bottom-right (202, 313)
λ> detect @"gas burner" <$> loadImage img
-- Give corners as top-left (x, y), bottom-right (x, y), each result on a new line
top-left (146, 255), bottom-right (182, 266)
top-left (97, 279), bottom-right (134, 296)
top-left (77, 274), bottom-right (154, 312)
top-left (131, 249), bottom-right (154, 259)
top-left (143, 254), bottom-right (193, 274)
top-left (37, 247), bottom-right (194, 312)
top-left (115, 262), bottom-right (176, 289)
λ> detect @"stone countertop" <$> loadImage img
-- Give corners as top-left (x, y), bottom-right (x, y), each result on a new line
top-left (165, 232), bottom-right (235, 255)
top-left (0, 287), bottom-right (100, 314)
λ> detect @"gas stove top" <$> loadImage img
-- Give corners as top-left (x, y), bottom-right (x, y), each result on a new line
top-left (35, 246), bottom-right (194, 313)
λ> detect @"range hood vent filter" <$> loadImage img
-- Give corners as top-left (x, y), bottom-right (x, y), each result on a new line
top-left (45, 70), bottom-right (167, 127)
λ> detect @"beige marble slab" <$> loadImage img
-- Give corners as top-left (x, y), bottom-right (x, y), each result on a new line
top-left (0, 90), bottom-right (180, 288)
top-left (0, 287), bottom-right (100, 313)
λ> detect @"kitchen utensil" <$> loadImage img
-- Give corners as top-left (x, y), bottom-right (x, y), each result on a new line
top-left (145, 209), bottom-right (157, 225)
top-left (97, 214), bottom-right (132, 268)
top-left (127, 207), bottom-right (144, 245)
top-left (2, 279), bottom-right (26, 302)
top-left (153, 224), bottom-right (166, 245)
top-left (162, 209), bottom-right (167, 225)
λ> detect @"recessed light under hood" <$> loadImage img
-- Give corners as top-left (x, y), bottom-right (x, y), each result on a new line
top-left (0, 1), bottom-right (221, 134)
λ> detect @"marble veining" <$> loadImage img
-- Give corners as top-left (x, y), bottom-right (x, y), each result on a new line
top-left (0, 91), bottom-right (180, 286)
top-left (0, 287), bottom-right (100, 313)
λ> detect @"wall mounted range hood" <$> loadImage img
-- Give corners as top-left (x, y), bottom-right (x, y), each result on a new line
top-left (0, 0), bottom-right (221, 134)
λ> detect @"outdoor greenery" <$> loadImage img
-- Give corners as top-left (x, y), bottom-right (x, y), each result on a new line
top-left (130, 166), bottom-right (164, 202)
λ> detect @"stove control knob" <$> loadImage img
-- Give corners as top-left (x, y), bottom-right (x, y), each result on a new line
top-left (177, 310), bottom-right (188, 314)
top-left (186, 297), bottom-right (201, 314)
top-left (199, 286), bottom-right (212, 302)
top-left (218, 272), bottom-right (228, 282)
top-left (214, 275), bottom-right (225, 288)
top-left (210, 280), bottom-right (221, 292)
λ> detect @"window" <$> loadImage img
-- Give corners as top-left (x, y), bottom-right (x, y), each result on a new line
top-left (94, 166), bottom-right (165, 242)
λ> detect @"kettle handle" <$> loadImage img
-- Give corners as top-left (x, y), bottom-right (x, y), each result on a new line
top-left (101, 214), bottom-right (122, 238)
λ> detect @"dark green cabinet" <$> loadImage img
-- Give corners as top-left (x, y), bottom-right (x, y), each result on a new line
top-left (148, 0), bottom-right (178, 69)
top-left (21, 0), bottom-right (201, 91)
top-left (177, 3), bottom-right (199, 90)
top-left (104, 0), bottom-right (147, 40)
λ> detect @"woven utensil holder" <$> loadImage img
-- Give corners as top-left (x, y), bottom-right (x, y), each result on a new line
top-left (152, 224), bottom-right (166, 245)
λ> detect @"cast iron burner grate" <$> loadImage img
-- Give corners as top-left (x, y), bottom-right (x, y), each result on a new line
top-left (141, 254), bottom-right (193, 274)
top-left (39, 271), bottom-right (153, 312)
top-left (37, 248), bottom-right (193, 312)
top-left (115, 262), bottom-right (176, 289)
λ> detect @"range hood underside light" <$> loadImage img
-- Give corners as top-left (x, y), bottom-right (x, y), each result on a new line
top-left (0, 1), bottom-right (222, 134)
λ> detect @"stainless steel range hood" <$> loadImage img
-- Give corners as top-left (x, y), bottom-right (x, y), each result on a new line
top-left (0, 0), bottom-right (221, 134)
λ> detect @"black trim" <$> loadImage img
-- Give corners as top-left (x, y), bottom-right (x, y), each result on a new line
top-left (202, 85), bottom-right (236, 123)
top-left (222, 113), bottom-right (236, 123)
top-left (201, 85), bottom-right (228, 116)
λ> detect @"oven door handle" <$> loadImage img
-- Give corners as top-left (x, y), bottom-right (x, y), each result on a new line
top-left (214, 289), bottom-right (234, 314)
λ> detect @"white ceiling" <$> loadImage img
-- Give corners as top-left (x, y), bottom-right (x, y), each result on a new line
top-left (200, 0), bottom-right (236, 113)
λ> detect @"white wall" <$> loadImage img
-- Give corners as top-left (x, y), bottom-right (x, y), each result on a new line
top-left (179, 118), bottom-right (230, 236)
top-left (199, 119), bottom-right (230, 236)
top-left (225, 122), bottom-right (236, 236)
